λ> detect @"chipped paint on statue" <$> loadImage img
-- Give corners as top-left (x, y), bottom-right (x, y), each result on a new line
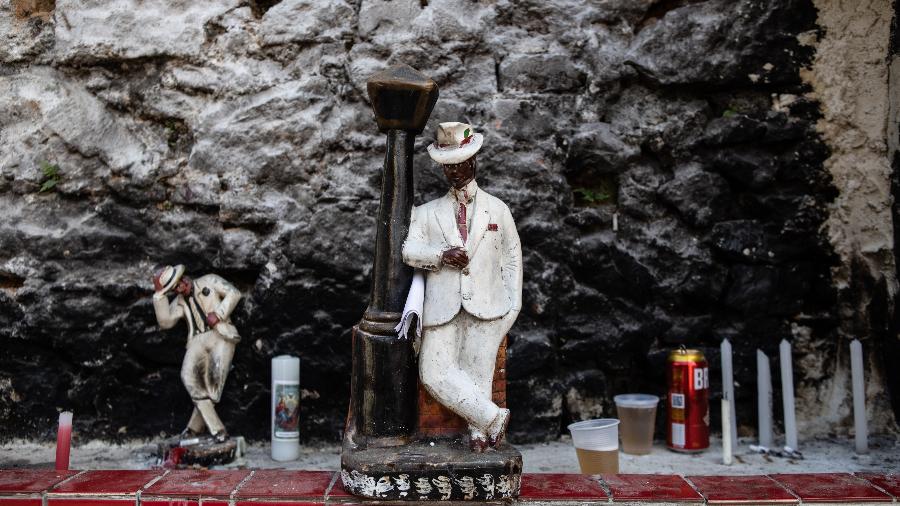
top-left (402, 122), bottom-right (523, 452)
top-left (152, 264), bottom-right (241, 442)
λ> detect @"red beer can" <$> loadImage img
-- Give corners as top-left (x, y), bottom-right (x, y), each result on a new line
top-left (666, 347), bottom-right (709, 452)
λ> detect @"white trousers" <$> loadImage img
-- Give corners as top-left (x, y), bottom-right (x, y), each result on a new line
top-left (181, 330), bottom-right (235, 435)
top-left (419, 310), bottom-right (516, 432)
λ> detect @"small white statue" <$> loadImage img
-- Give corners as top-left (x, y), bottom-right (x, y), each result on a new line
top-left (402, 122), bottom-right (523, 451)
top-left (151, 264), bottom-right (242, 442)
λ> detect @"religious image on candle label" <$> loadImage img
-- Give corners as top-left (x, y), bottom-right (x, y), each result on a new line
top-left (274, 381), bottom-right (300, 439)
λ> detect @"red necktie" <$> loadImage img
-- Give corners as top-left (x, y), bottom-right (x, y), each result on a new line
top-left (457, 201), bottom-right (468, 243)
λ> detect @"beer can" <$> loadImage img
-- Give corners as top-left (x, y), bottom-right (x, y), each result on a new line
top-left (666, 347), bottom-right (709, 452)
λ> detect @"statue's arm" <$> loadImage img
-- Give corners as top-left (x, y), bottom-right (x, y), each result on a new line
top-left (402, 205), bottom-right (443, 271)
top-left (500, 205), bottom-right (523, 312)
top-left (153, 292), bottom-right (184, 329)
top-left (208, 275), bottom-right (242, 320)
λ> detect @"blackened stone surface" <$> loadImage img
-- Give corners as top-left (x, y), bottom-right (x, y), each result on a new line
top-left (0, 0), bottom-right (870, 444)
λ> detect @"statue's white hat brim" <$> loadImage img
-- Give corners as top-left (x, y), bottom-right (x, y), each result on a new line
top-left (427, 133), bottom-right (483, 165)
top-left (157, 264), bottom-right (185, 293)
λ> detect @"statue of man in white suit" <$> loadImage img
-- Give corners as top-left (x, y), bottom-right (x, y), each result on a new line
top-left (152, 265), bottom-right (242, 443)
top-left (402, 122), bottom-right (523, 451)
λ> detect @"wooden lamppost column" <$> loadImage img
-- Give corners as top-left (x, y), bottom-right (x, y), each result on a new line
top-left (346, 65), bottom-right (439, 443)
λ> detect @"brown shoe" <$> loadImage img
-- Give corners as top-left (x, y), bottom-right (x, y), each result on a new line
top-left (487, 409), bottom-right (510, 447)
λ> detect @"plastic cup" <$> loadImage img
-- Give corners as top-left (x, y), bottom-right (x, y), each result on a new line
top-left (568, 418), bottom-right (620, 474)
top-left (614, 394), bottom-right (659, 455)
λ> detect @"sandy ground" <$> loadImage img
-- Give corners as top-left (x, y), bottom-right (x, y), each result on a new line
top-left (1, 435), bottom-right (897, 474)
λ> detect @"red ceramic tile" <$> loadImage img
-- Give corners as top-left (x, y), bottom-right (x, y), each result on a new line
top-left (0, 499), bottom-right (42, 506)
top-left (141, 500), bottom-right (198, 506)
top-left (49, 470), bottom-right (164, 496)
top-left (519, 473), bottom-right (608, 501)
top-left (143, 470), bottom-right (250, 499)
top-left (602, 474), bottom-right (703, 503)
top-left (198, 500), bottom-right (228, 506)
top-left (771, 473), bottom-right (892, 503)
top-left (857, 473), bottom-right (900, 500)
top-left (46, 500), bottom-right (134, 506)
top-left (234, 471), bottom-right (332, 499)
top-left (234, 502), bottom-right (324, 506)
top-left (687, 475), bottom-right (797, 504)
top-left (326, 473), bottom-right (353, 499)
top-left (0, 470), bottom-right (79, 494)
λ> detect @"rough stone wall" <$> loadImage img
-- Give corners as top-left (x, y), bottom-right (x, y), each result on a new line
top-left (0, 0), bottom-right (896, 442)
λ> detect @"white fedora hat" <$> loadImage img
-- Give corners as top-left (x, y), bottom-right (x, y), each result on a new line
top-left (427, 122), bottom-right (483, 165)
top-left (153, 264), bottom-right (185, 293)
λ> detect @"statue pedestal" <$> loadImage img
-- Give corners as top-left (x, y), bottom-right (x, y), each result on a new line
top-left (340, 437), bottom-right (522, 501)
top-left (156, 436), bottom-right (244, 468)
top-left (341, 337), bottom-right (521, 501)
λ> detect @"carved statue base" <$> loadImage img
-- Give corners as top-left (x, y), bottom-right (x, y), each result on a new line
top-left (156, 435), bottom-right (245, 469)
top-left (340, 436), bottom-right (522, 501)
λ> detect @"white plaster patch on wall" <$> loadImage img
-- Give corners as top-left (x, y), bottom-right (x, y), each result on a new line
top-left (800, 0), bottom-right (898, 435)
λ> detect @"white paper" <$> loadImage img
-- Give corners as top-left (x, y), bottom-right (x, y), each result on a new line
top-left (396, 270), bottom-right (425, 341)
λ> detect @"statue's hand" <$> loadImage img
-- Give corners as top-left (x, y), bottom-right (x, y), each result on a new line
top-left (441, 247), bottom-right (469, 269)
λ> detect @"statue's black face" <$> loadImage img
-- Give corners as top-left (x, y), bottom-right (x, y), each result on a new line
top-left (442, 156), bottom-right (476, 189)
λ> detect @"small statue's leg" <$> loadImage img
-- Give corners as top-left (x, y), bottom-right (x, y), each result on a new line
top-left (194, 398), bottom-right (226, 438)
top-left (184, 408), bottom-right (205, 435)
top-left (460, 314), bottom-right (509, 401)
top-left (419, 315), bottom-right (500, 431)
top-left (207, 335), bottom-right (236, 403)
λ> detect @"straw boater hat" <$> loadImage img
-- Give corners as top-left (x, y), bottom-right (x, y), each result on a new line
top-left (427, 122), bottom-right (483, 165)
top-left (153, 264), bottom-right (185, 293)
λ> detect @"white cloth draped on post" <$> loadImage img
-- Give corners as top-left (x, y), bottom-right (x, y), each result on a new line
top-left (395, 269), bottom-right (426, 340)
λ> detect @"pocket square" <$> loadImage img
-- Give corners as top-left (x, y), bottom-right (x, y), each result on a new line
top-left (488, 223), bottom-right (498, 231)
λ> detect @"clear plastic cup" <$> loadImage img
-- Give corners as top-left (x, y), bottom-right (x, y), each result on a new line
top-left (567, 418), bottom-right (620, 474)
top-left (614, 394), bottom-right (659, 455)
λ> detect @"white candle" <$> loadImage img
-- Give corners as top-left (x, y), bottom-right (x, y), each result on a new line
top-left (721, 398), bottom-right (733, 465)
top-left (850, 339), bottom-right (868, 454)
top-left (779, 339), bottom-right (798, 450)
top-left (720, 338), bottom-right (738, 450)
top-left (272, 355), bottom-right (301, 461)
top-left (756, 350), bottom-right (773, 448)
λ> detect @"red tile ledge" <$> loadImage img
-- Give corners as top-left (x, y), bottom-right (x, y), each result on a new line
top-left (519, 473), bottom-right (608, 501)
top-left (856, 473), bottom-right (900, 500)
top-left (602, 474), bottom-right (703, 503)
top-left (687, 475), bottom-right (797, 505)
top-left (0, 470), bottom-right (81, 494)
top-left (142, 470), bottom-right (250, 499)
top-left (233, 470), bottom-right (334, 500)
top-left (770, 473), bottom-right (892, 504)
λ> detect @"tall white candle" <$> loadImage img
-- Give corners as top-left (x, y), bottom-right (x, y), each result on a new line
top-left (721, 398), bottom-right (733, 465)
top-left (850, 339), bottom-right (868, 454)
top-left (272, 355), bottom-right (301, 461)
top-left (756, 350), bottom-right (773, 448)
top-left (779, 339), bottom-right (798, 450)
top-left (720, 338), bottom-right (738, 450)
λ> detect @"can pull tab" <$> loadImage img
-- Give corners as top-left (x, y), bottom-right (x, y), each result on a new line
top-left (678, 344), bottom-right (687, 354)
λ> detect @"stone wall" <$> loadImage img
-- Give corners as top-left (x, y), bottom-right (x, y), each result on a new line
top-left (0, 0), bottom-right (896, 442)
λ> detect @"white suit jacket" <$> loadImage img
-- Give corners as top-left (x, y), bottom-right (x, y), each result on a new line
top-left (153, 274), bottom-right (242, 343)
top-left (402, 186), bottom-right (522, 327)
